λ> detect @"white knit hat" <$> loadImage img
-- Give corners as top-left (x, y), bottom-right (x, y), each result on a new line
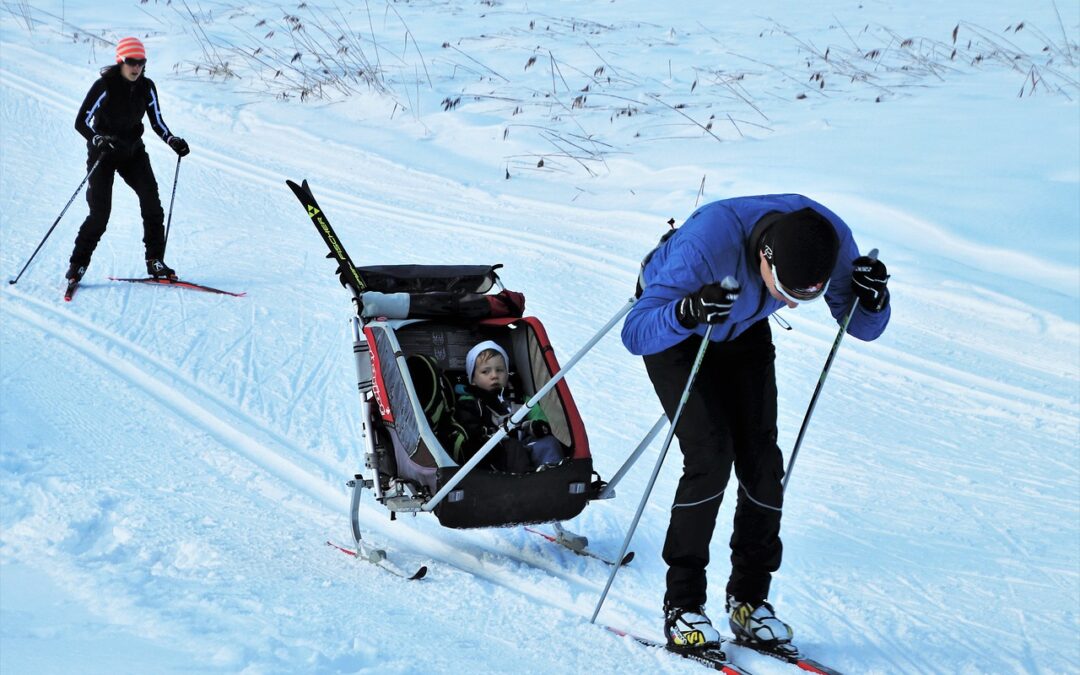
top-left (465, 340), bottom-right (509, 382)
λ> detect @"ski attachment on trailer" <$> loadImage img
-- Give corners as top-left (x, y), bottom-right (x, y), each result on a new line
top-left (325, 540), bottom-right (427, 581)
top-left (524, 526), bottom-right (635, 566)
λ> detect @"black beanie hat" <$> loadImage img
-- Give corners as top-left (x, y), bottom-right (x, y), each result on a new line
top-left (760, 207), bottom-right (840, 294)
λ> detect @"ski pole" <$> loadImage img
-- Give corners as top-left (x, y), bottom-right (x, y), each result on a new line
top-left (8, 157), bottom-right (102, 285)
top-left (591, 322), bottom-right (716, 624)
top-left (782, 248), bottom-right (879, 494)
top-left (162, 155), bottom-right (181, 255)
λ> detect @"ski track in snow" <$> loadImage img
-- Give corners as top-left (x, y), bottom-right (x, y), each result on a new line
top-left (2, 6), bottom-right (1078, 674)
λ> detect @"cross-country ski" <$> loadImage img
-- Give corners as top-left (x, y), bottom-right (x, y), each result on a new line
top-left (109, 276), bottom-right (246, 297)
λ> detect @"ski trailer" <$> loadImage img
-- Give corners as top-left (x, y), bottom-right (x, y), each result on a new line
top-left (352, 269), bottom-right (603, 528)
top-left (286, 179), bottom-right (630, 552)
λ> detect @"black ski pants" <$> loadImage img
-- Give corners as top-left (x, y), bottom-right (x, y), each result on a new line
top-left (643, 319), bottom-right (784, 610)
top-left (70, 144), bottom-right (165, 266)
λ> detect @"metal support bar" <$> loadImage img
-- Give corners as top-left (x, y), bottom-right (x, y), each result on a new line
top-left (350, 316), bottom-right (385, 502)
top-left (349, 476), bottom-right (366, 548)
top-left (598, 412), bottom-right (668, 499)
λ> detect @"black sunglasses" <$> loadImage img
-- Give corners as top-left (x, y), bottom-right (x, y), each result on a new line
top-left (123, 58), bottom-right (147, 67)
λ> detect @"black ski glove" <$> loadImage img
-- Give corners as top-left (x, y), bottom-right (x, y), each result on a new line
top-left (91, 134), bottom-right (116, 154)
top-left (522, 419), bottom-right (551, 438)
top-left (851, 256), bottom-right (890, 312)
top-left (168, 136), bottom-right (190, 157)
top-left (676, 276), bottom-right (740, 328)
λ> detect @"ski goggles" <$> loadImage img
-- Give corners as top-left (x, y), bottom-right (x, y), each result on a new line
top-left (123, 58), bottom-right (147, 67)
top-left (772, 264), bottom-right (829, 304)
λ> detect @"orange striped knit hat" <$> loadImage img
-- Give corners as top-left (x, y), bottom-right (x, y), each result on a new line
top-left (116, 37), bottom-right (146, 63)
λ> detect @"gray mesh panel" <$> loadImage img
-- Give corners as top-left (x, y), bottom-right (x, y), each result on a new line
top-left (524, 330), bottom-right (571, 447)
top-left (373, 328), bottom-right (420, 457)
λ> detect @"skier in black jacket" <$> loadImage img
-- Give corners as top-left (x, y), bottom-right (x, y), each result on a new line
top-left (66, 37), bottom-right (190, 284)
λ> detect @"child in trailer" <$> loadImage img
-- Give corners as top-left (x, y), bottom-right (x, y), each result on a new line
top-left (66, 37), bottom-right (191, 285)
top-left (454, 340), bottom-right (564, 473)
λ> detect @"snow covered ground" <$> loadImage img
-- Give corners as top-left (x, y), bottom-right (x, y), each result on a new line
top-left (1, 1), bottom-right (1077, 673)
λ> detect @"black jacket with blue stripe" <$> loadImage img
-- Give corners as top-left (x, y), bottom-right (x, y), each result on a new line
top-left (74, 68), bottom-right (174, 153)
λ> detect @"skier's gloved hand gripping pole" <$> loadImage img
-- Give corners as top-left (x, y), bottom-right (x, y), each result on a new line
top-left (782, 248), bottom-right (885, 494)
top-left (591, 276), bottom-right (739, 624)
top-left (8, 157), bottom-right (103, 285)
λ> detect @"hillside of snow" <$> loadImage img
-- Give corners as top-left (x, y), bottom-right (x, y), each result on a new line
top-left (1, 1), bottom-right (1077, 673)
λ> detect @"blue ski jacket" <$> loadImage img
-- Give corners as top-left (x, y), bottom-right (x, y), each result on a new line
top-left (622, 194), bottom-right (891, 356)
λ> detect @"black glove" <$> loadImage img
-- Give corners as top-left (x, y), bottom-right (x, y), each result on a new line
top-left (851, 256), bottom-right (890, 312)
top-left (676, 276), bottom-right (740, 328)
top-left (168, 136), bottom-right (190, 157)
top-left (522, 419), bottom-right (551, 438)
top-left (91, 134), bottom-right (116, 154)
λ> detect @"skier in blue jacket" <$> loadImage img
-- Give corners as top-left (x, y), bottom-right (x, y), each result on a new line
top-left (621, 194), bottom-right (890, 653)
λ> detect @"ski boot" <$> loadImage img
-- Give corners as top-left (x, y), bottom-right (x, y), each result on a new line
top-left (64, 261), bottom-right (87, 300)
top-left (727, 595), bottom-right (795, 653)
top-left (66, 261), bottom-right (87, 283)
top-left (664, 603), bottom-right (723, 651)
top-left (146, 258), bottom-right (177, 280)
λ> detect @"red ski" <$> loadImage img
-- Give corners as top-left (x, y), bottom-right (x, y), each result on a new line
top-left (109, 276), bottom-right (246, 297)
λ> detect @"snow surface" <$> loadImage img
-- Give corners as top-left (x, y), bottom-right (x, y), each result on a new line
top-left (1, 1), bottom-right (1078, 673)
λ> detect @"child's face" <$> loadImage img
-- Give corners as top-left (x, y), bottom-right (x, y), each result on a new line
top-left (472, 354), bottom-right (508, 392)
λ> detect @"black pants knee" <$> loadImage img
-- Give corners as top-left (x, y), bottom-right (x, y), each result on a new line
top-left (644, 319), bottom-right (784, 609)
top-left (70, 145), bottom-right (165, 265)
